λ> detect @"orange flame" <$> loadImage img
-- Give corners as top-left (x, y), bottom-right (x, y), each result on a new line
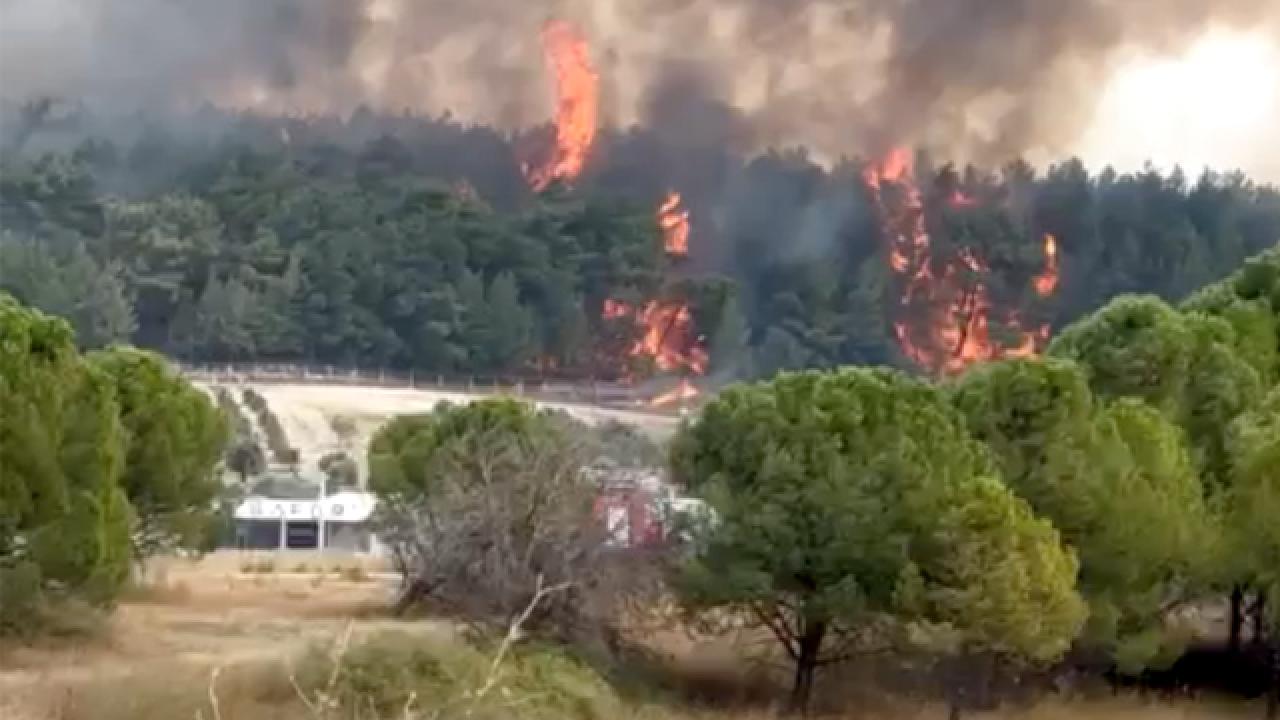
top-left (658, 191), bottom-right (690, 256)
top-left (525, 20), bottom-right (598, 191)
top-left (649, 378), bottom-right (699, 407)
top-left (603, 298), bottom-right (709, 376)
top-left (864, 148), bottom-right (1059, 375)
top-left (1034, 234), bottom-right (1059, 297)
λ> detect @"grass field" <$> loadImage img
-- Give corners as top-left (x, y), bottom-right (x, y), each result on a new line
top-left (0, 552), bottom-right (1265, 720)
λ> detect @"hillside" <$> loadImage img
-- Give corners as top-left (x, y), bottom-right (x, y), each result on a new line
top-left (201, 381), bottom-right (682, 482)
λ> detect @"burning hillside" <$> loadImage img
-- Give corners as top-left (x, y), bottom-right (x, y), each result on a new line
top-left (863, 149), bottom-right (1059, 375)
top-left (3, 7), bottom-right (1277, 400)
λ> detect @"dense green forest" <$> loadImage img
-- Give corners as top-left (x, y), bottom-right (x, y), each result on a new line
top-left (2, 110), bottom-right (1279, 382)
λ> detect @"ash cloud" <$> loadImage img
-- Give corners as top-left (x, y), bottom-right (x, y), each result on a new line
top-left (1, 0), bottom-right (1277, 161)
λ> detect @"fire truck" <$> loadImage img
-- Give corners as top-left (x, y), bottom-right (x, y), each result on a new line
top-left (588, 462), bottom-right (709, 550)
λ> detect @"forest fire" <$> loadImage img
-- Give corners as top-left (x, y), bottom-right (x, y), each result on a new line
top-left (603, 299), bottom-right (709, 377)
top-left (1034, 234), bottom-right (1060, 297)
top-left (658, 191), bottom-right (690, 256)
top-left (649, 378), bottom-right (699, 408)
top-left (524, 20), bottom-right (598, 191)
top-left (522, 22), bottom-right (704, 405)
top-left (864, 149), bottom-right (1059, 376)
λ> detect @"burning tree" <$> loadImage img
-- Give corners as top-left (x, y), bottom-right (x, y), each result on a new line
top-left (524, 19), bottom-right (598, 191)
top-left (864, 149), bottom-right (1060, 376)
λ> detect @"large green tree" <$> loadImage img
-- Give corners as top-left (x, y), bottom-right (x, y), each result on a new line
top-left (950, 359), bottom-right (1216, 670)
top-left (87, 347), bottom-right (228, 559)
top-left (670, 368), bottom-right (1086, 712)
top-left (0, 294), bottom-right (132, 632)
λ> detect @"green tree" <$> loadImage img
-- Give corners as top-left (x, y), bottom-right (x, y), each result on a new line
top-left (1048, 294), bottom-right (1262, 489)
top-left (671, 368), bottom-right (1085, 712)
top-left (318, 451), bottom-right (360, 490)
top-left (1222, 388), bottom-right (1280, 635)
top-left (226, 440), bottom-right (267, 483)
top-left (951, 359), bottom-right (1217, 670)
top-left (0, 294), bottom-right (131, 632)
top-left (193, 274), bottom-right (255, 360)
top-left (369, 398), bottom-right (549, 501)
top-left (485, 271), bottom-right (533, 372)
top-left (88, 347), bottom-right (228, 559)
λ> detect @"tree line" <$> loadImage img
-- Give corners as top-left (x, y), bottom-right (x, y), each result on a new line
top-left (0, 294), bottom-right (226, 635)
top-left (368, 247), bottom-right (1280, 716)
top-left (2, 112), bottom-right (1278, 381)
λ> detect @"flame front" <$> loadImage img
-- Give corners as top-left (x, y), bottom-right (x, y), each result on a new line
top-left (864, 148), bottom-right (1060, 376)
top-left (649, 378), bottom-right (699, 408)
top-left (525, 20), bottom-right (598, 191)
top-left (603, 299), bottom-right (709, 376)
top-left (658, 191), bottom-right (690, 256)
top-left (1034, 234), bottom-right (1060, 297)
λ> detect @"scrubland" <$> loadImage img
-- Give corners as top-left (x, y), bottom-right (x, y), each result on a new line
top-left (0, 553), bottom-right (1261, 720)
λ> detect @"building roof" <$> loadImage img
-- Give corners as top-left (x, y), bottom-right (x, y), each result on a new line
top-left (233, 491), bottom-right (376, 523)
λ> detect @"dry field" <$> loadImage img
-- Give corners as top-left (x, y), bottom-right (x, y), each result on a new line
top-left (0, 551), bottom-right (1264, 720)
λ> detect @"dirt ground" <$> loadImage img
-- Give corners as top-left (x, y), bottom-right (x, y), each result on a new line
top-left (0, 552), bottom-right (428, 720)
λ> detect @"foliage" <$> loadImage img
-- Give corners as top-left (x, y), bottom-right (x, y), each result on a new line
top-left (1222, 387), bottom-right (1280, 599)
top-left (670, 367), bottom-right (1086, 710)
top-left (1182, 245), bottom-right (1280, 386)
top-left (3, 122), bottom-right (1278, 381)
top-left (318, 451), bottom-right (359, 489)
top-left (1047, 295), bottom-right (1264, 489)
top-left (950, 359), bottom-right (1217, 670)
top-left (0, 294), bottom-right (131, 630)
top-left (88, 346), bottom-right (229, 558)
top-left (226, 440), bottom-right (267, 482)
top-left (243, 387), bottom-right (297, 465)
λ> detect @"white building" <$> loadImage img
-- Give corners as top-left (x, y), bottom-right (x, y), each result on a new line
top-left (231, 475), bottom-right (378, 552)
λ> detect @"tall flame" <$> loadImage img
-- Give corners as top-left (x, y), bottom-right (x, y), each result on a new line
top-left (864, 148), bottom-right (1059, 376)
top-left (658, 191), bottom-right (690, 256)
top-left (525, 20), bottom-right (599, 191)
top-left (1034, 234), bottom-right (1060, 297)
top-left (603, 298), bottom-right (709, 376)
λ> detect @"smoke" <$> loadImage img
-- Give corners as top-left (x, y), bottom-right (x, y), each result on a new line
top-left (1, 0), bottom-right (1277, 162)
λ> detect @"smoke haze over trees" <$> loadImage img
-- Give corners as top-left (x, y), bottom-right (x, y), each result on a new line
top-left (3, 0), bottom-right (1279, 164)
top-left (1, 109), bottom-right (1278, 381)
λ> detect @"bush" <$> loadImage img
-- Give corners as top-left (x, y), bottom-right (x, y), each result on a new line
top-left (293, 631), bottom-right (623, 720)
top-left (0, 562), bottom-right (45, 638)
top-left (371, 399), bottom-right (632, 648)
top-left (242, 388), bottom-right (297, 465)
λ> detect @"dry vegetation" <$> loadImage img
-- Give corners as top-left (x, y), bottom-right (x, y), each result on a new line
top-left (0, 552), bottom-right (1264, 720)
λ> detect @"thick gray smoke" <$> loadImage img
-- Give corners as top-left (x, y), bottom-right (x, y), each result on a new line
top-left (1, 0), bottom-right (1277, 161)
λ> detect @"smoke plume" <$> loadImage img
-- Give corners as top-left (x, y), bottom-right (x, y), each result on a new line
top-left (1, 0), bottom-right (1277, 161)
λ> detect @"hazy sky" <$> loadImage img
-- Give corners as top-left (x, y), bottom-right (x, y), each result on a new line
top-left (1074, 28), bottom-right (1280, 183)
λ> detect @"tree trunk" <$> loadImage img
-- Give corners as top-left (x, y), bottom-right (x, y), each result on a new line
top-left (1253, 593), bottom-right (1268, 650)
top-left (1230, 585), bottom-right (1246, 654)
top-left (1266, 620), bottom-right (1278, 720)
top-left (1267, 644), bottom-right (1277, 720)
top-left (788, 620), bottom-right (827, 715)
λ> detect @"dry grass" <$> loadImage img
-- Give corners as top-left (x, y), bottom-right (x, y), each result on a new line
top-left (19, 651), bottom-right (1261, 720)
top-left (0, 552), bottom-right (1266, 720)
